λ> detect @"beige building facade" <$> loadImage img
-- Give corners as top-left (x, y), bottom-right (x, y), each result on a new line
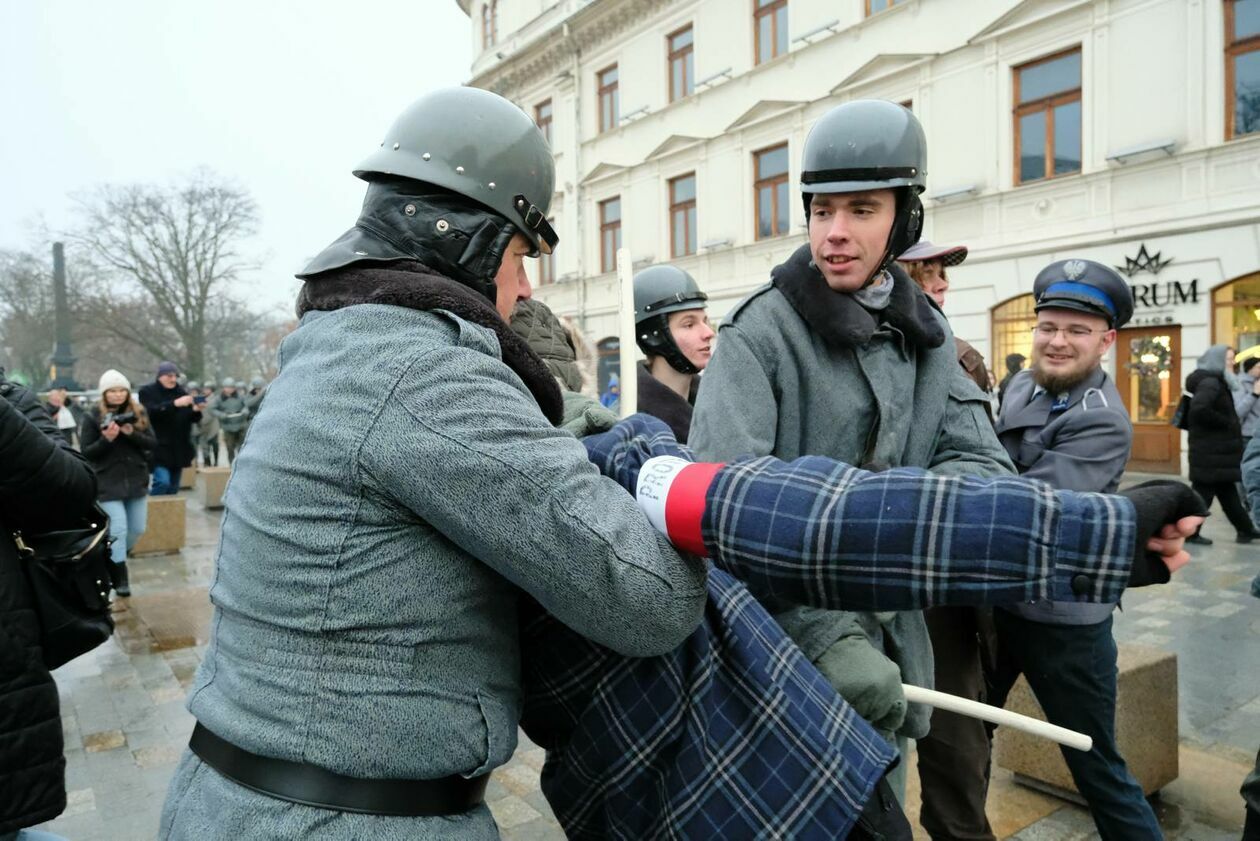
top-left (459, 0), bottom-right (1260, 473)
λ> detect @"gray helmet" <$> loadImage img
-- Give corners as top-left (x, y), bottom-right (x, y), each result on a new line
top-left (221, 377), bottom-right (237, 389)
top-left (186, 381), bottom-right (200, 391)
top-left (634, 265), bottom-right (708, 375)
top-left (354, 87), bottom-right (557, 256)
top-left (250, 376), bottom-right (265, 389)
top-left (203, 381), bottom-right (217, 390)
top-left (801, 100), bottom-right (927, 283)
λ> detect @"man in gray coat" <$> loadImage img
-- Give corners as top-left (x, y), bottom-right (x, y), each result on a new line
top-left (691, 100), bottom-right (1015, 799)
top-left (160, 88), bottom-right (708, 840)
top-left (988, 259), bottom-right (1162, 840)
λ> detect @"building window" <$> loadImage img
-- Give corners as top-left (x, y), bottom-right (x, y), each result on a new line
top-left (598, 65), bottom-right (620, 134)
top-left (1013, 47), bottom-right (1082, 185)
top-left (535, 99), bottom-right (553, 145)
top-left (670, 173), bottom-right (697, 258)
top-left (754, 0), bottom-right (787, 65)
top-left (866, 0), bottom-right (905, 15)
top-left (538, 219), bottom-right (556, 285)
top-left (600, 197), bottom-right (622, 274)
top-left (1212, 273), bottom-right (1260, 349)
top-left (990, 293), bottom-right (1036, 375)
top-left (482, 1), bottom-right (497, 48)
top-left (754, 144), bottom-right (790, 240)
top-left (1226, 0), bottom-right (1260, 139)
top-left (668, 25), bottom-right (695, 102)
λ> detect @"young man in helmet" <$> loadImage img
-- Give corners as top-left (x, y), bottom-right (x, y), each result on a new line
top-left (691, 100), bottom-right (1017, 800)
top-left (633, 264), bottom-right (715, 443)
top-left (160, 87), bottom-right (709, 840)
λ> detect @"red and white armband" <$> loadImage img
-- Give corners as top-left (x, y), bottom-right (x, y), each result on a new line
top-left (635, 456), bottom-right (723, 557)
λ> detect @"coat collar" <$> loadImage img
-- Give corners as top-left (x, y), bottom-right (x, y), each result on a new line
top-left (298, 261), bottom-right (564, 425)
top-left (996, 367), bottom-right (1107, 433)
top-left (770, 244), bottom-right (946, 351)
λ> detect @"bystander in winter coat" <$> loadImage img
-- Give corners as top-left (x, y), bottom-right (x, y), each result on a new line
top-left (0, 371), bottom-right (97, 835)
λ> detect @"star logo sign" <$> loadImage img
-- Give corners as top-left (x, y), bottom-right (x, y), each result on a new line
top-left (1115, 244), bottom-right (1172, 278)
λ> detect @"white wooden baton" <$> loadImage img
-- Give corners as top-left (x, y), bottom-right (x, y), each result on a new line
top-left (902, 684), bottom-right (1093, 752)
top-left (616, 246), bottom-right (638, 417)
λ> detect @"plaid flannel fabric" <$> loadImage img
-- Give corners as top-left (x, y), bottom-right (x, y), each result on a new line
top-left (531, 416), bottom-right (1138, 838)
top-left (706, 456), bottom-right (1136, 611)
top-left (519, 567), bottom-right (894, 841)
top-left (583, 414), bottom-right (1136, 611)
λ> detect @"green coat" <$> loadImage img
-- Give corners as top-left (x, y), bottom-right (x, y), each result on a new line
top-left (691, 246), bottom-right (1014, 740)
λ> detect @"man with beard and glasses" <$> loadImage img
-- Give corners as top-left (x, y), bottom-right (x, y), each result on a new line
top-left (987, 259), bottom-right (1165, 840)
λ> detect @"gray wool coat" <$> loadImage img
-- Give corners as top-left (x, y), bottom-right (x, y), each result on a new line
top-left (161, 301), bottom-right (707, 840)
top-left (994, 367), bottom-right (1132, 625)
top-left (691, 247), bottom-right (1014, 742)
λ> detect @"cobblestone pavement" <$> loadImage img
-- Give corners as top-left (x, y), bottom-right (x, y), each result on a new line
top-left (32, 476), bottom-right (1256, 840)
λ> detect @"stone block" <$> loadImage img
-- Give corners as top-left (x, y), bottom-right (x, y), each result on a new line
top-left (130, 496), bottom-right (186, 556)
top-left (197, 467), bottom-right (231, 510)
top-left (178, 470), bottom-right (194, 490)
top-left (994, 643), bottom-right (1178, 798)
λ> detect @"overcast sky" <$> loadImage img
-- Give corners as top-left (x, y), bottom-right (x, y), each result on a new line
top-left (0, 0), bottom-right (474, 315)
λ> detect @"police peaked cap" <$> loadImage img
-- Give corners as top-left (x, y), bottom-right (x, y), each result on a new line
top-left (1032, 259), bottom-right (1134, 329)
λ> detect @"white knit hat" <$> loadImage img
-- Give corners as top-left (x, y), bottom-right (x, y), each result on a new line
top-left (98, 369), bottom-right (132, 392)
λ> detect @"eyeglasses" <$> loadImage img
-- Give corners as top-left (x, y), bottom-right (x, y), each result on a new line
top-left (1031, 324), bottom-right (1106, 339)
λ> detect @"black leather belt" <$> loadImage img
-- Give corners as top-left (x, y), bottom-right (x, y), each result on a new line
top-left (189, 723), bottom-right (489, 817)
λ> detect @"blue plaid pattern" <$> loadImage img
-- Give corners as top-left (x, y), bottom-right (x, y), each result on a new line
top-left (526, 416), bottom-right (1138, 838)
top-left (519, 567), bottom-right (894, 841)
top-left (584, 414), bottom-right (1136, 609)
top-left (707, 456), bottom-right (1135, 610)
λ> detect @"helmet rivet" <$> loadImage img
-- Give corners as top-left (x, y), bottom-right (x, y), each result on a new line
top-left (436, 219), bottom-right (450, 232)
top-left (404, 204), bottom-right (416, 216)
top-left (422, 152), bottom-right (431, 161)
top-left (488, 182), bottom-right (496, 190)
top-left (455, 165), bottom-right (465, 174)
top-left (392, 142), bottom-right (401, 150)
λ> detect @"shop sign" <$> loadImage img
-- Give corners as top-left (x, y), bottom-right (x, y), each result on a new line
top-left (1116, 244), bottom-right (1199, 325)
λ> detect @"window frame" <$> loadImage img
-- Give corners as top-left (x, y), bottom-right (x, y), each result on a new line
top-left (753, 143), bottom-right (790, 241)
top-left (668, 24), bottom-right (695, 103)
top-left (753, 0), bottom-right (787, 66)
top-left (989, 292), bottom-right (1037, 375)
top-left (669, 172), bottom-right (698, 258)
top-left (535, 99), bottom-right (553, 145)
top-left (482, 1), bottom-right (497, 48)
top-left (1012, 45), bottom-right (1083, 186)
top-left (1225, 0), bottom-right (1260, 140)
top-left (599, 197), bottom-right (622, 274)
top-left (598, 64), bottom-right (620, 134)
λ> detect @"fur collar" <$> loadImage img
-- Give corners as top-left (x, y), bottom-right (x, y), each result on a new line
top-left (298, 262), bottom-right (564, 425)
top-left (771, 244), bottom-right (945, 351)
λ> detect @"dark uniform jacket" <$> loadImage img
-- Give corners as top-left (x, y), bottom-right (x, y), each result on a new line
top-left (994, 367), bottom-right (1132, 624)
top-left (636, 363), bottom-right (694, 445)
top-left (0, 377), bottom-right (97, 834)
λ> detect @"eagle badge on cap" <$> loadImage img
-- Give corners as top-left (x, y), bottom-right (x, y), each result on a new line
top-left (1063, 260), bottom-right (1088, 280)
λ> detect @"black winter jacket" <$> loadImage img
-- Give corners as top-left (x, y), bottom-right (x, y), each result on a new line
top-left (138, 381), bottom-right (198, 470)
top-left (637, 363), bottom-right (695, 445)
top-left (80, 405), bottom-right (158, 501)
top-left (0, 376), bottom-right (98, 833)
top-left (1186, 369), bottom-right (1244, 484)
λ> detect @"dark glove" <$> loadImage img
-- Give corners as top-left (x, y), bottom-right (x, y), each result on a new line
top-left (1117, 480), bottom-right (1208, 586)
top-left (581, 413), bottom-right (693, 494)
